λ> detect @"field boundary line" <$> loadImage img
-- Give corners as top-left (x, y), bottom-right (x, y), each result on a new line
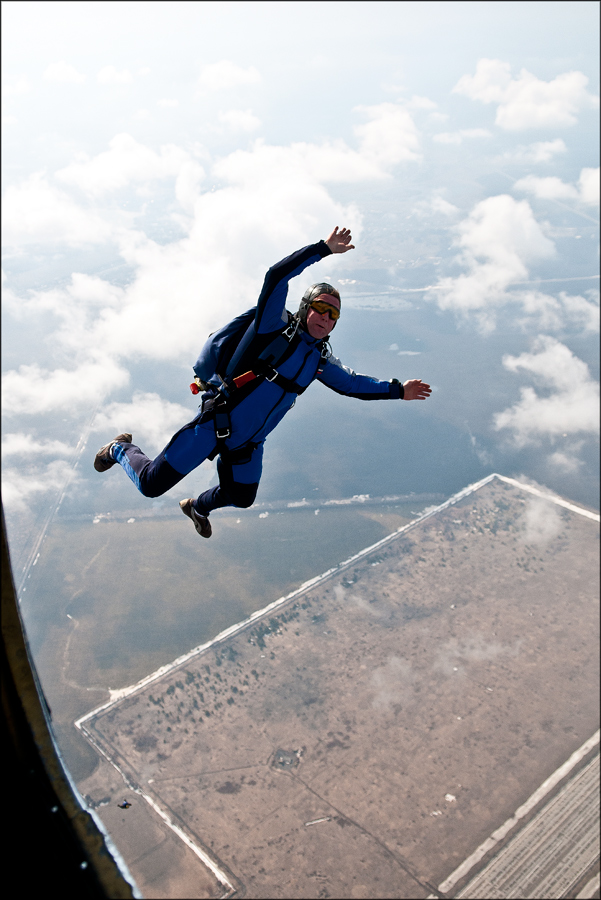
top-left (434, 730), bottom-right (600, 896)
top-left (494, 474), bottom-right (600, 522)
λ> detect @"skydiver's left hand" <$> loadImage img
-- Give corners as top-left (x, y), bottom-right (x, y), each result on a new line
top-left (403, 379), bottom-right (432, 400)
top-left (325, 226), bottom-right (355, 254)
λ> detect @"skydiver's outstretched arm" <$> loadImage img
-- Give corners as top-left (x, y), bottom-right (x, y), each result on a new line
top-left (253, 242), bottom-right (331, 334)
top-left (402, 379), bottom-right (432, 400)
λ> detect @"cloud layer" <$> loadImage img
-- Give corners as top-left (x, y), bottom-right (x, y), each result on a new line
top-left (2, 43), bottom-right (598, 514)
top-left (2, 100), bottom-right (426, 447)
top-left (454, 59), bottom-right (599, 129)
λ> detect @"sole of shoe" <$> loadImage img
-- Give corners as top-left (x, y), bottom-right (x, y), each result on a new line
top-left (179, 499), bottom-right (212, 538)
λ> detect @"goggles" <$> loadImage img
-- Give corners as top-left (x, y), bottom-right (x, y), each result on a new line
top-left (309, 299), bottom-right (340, 321)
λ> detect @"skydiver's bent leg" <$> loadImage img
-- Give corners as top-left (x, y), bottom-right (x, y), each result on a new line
top-left (111, 443), bottom-right (184, 497)
top-left (193, 443), bottom-right (263, 517)
top-left (111, 415), bottom-right (218, 498)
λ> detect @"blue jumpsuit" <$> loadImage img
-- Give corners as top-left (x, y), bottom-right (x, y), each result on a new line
top-left (113, 240), bottom-right (404, 517)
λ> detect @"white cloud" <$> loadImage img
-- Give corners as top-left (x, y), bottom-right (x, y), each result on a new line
top-left (433, 636), bottom-right (519, 675)
top-left (514, 174), bottom-right (579, 201)
top-left (427, 194), bottom-right (555, 329)
top-left (91, 392), bottom-right (192, 453)
top-left (197, 60), bottom-right (261, 92)
top-left (413, 193), bottom-right (460, 219)
top-left (56, 133), bottom-right (205, 197)
top-left (43, 61), bottom-right (85, 83)
top-left (2, 359), bottom-right (129, 416)
top-left (454, 58), bottom-right (513, 104)
top-left (406, 95), bottom-right (438, 110)
top-left (174, 160), bottom-right (206, 213)
top-left (454, 59), bottom-right (599, 129)
top-left (452, 195), bottom-right (554, 268)
top-left (158, 98), bottom-right (179, 108)
top-left (433, 128), bottom-right (491, 145)
top-left (97, 65), bottom-right (134, 84)
top-left (427, 195), bottom-right (598, 332)
top-left (578, 167), bottom-right (600, 206)
top-left (547, 445), bottom-right (585, 473)
top-left (493, 336), bottom-right (600, 445)
top-left (353, 102), bottom-right (421, 166)
top-left (1, 433), bottom-right (74, 458)
top-left (514, 168), bottom-right (599, 206)
top-left (371, 656), bottom-right (415, 710)
top-left (500, 138), bottom-right (568, 164)
top-left (556, 291), bottom-right (600, 333)
top-left (2, 77), bottom-right (31, 98)
top-left (1, 172), bottom-right (113, 245)
top-left (433, 133), bottom-right (462, 146)
top-left (428, 111), bottom-right (450, 123)
top-left (1, 460), bottom-right (78, 513)
top-left (430, 196), bottom-right (460, 217)
top-left (212, 139), bottom-right (383, 191)
top-left (217, 108), bottom-right (261, 132)
top-left (517, 497), bottom-right (563, 545)
top-left (511, 289), bottom-right (600, 334)
top-left (2, 272), bottom-right (126, 332)
top-left (66, 272), bottom-right (126, 306)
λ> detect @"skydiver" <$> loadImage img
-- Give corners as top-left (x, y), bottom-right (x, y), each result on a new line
top-left (94, 227), bottom-right (431, 538)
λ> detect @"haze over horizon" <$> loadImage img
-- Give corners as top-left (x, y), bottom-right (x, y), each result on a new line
top-left (2, 1), bottom-right (599, 563)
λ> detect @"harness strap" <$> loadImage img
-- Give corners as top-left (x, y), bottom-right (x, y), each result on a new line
top-left (249, 359), bottom-right (309, 395)
top-left (202, 396), bottom-right (259, 464)
top-left (201, 330), bottom-right (331, 459)
top-left (227, 334), bottom-right (330, 396)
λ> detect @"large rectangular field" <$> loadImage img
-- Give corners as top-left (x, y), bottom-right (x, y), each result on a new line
top-left (77, 475), bottom-right (600, 898)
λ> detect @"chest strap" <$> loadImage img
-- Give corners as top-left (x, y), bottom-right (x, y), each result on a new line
top-left (201, 339), bottom-right (330, 458)
top-left (231, 361), bottom-right (308, 395)
top-left (229, 339), bottom-right (330, 395)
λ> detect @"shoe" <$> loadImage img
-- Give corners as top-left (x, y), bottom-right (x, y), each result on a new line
top-left (180, 499), bottom-right (212, 538)
top-left (94, 433), bottom-right (133, 472)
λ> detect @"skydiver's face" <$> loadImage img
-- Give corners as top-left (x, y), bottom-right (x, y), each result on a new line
top-left (305, 294), bottom-right (340, 339)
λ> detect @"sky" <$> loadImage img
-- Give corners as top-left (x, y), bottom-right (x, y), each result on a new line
top-left (2, 1), bottom-right (599, 567)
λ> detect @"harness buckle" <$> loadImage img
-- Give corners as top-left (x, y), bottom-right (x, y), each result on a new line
top-left (214, 405), bottom-right (231, 440)
top-left (282, 317), bottom-right (300, 341)
top-left (265, 366), bottom-right (279, 382)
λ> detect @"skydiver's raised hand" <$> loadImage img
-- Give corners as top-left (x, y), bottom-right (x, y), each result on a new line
top-left (403, 379), bottom-right (432, 401)
top-left (325, 226), bottom-right (355, 254)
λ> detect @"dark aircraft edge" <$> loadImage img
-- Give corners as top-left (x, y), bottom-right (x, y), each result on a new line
top-left (1, 501), bottom-right (139, 899)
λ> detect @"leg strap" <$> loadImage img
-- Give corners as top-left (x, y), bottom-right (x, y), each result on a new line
top-left (203, 396), bottom-right (257, 465)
